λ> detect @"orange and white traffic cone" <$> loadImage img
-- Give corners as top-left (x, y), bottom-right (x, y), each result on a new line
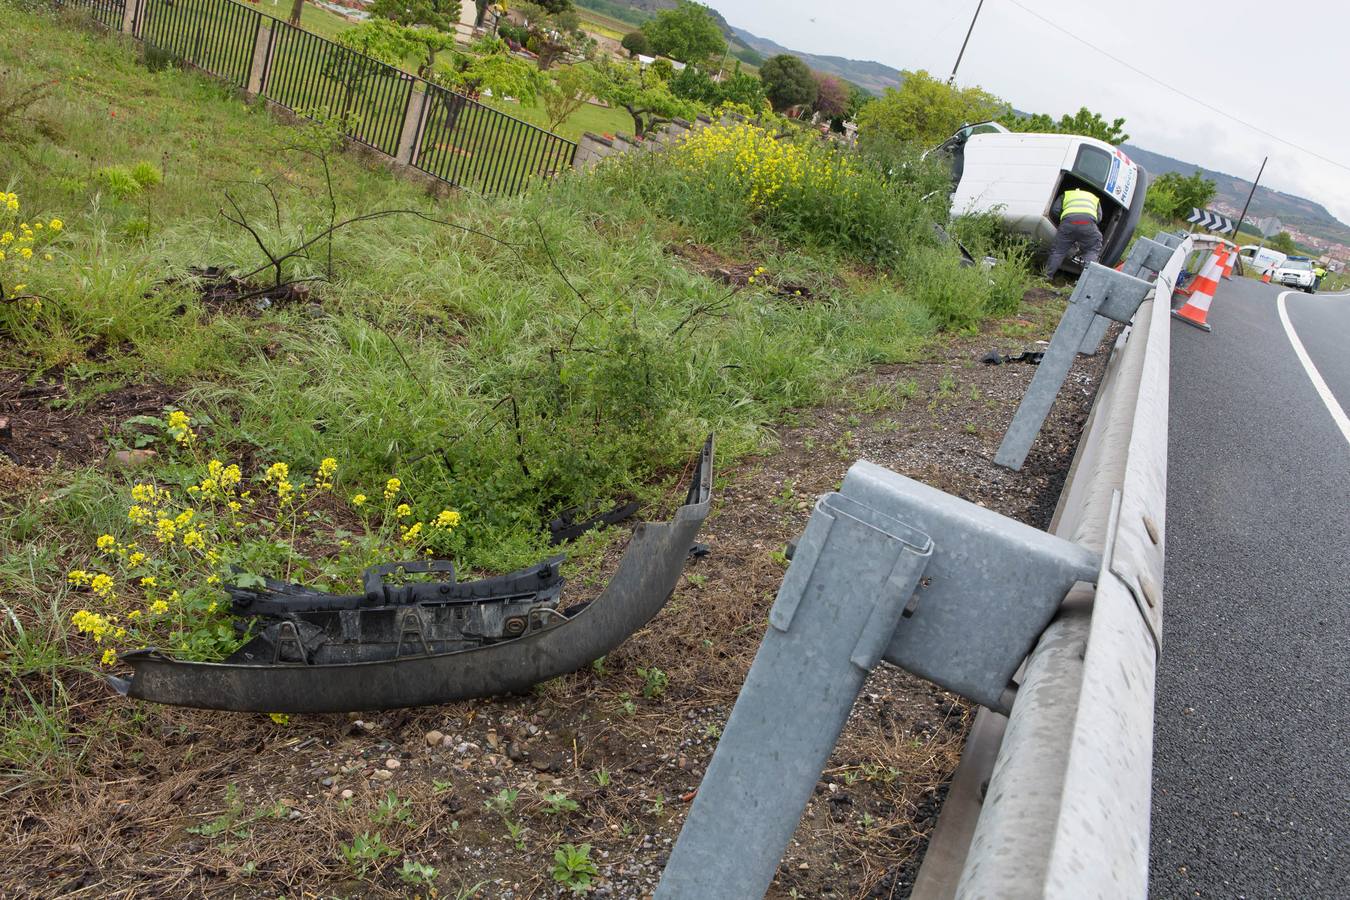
top-left (1220, 245), bottom-right (1237, 280)
top-left (1172, 246), bottom-right (1224, 332)
top-left (1261, 265), bottom-right (1273, 284)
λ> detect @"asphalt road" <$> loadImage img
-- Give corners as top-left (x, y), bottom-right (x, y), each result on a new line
top-left (1152, 276), bottom-right (1350, 897)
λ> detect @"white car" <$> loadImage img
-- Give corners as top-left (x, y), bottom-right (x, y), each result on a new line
top-left (1272, 258), bottom-right (1316, 293)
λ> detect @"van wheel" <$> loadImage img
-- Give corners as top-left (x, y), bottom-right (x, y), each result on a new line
top-left (1304, 286), bottom-right (1314, 293)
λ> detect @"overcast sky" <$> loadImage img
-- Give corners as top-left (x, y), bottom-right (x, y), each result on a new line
top-left (713, 0), bottom-right (1350, 225)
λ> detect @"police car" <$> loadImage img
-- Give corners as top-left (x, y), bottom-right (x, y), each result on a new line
top-left (1272, 257), bottom-right (1317, 293)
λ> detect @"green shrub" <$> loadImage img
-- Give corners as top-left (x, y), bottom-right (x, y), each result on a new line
top-left (129, 160), bottom-right (161, 188)
top-left (95, 165), bottom-right (142, 198)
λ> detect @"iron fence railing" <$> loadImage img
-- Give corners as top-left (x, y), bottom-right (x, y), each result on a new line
top-left (413, 83), bottom-right (577, 196)
top-left (53, 0), bottom-right (579, 198)
top-left (259, 21), bottom-right (414, 158)
top-left (58, 0), bottom-right (125, 29)
top-left (138, 0), bottom-right (261, 90)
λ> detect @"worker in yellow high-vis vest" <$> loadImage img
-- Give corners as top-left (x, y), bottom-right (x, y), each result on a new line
top-left (1044, 188), bottom-right (1104, 278)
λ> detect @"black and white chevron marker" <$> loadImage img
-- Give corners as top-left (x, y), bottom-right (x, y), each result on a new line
top-left (1187, 208), bottom-right (1235, 234)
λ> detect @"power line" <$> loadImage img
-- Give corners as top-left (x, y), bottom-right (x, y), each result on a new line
top-left (1003, 0), bottom-right (1350, 175)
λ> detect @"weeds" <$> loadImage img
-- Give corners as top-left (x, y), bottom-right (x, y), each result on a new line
top-left (552, 842), bottom-right (599, 895)
top-left (339, 831), bottom-right (398, 876)
top-left (636, 665), bottom-right (668, 699)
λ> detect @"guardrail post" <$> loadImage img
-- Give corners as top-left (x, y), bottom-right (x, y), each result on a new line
top-left (395, 87), bottom-right (430, 166)
top-left (995, 263), bottom-right (1152, 471)
top-left (657, 465), bottom-right (1099, 899)
top-left (1079, 237), bottom-right (1176, 354)
top-left (245, 21), bottom-right (272, 98)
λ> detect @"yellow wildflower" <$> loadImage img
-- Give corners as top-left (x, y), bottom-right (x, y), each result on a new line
top-left (182, 529), bottom-right (205, 550)
top-left (433, 509), bottom-right (461, 529)
top-left (268, 713), bottom-right (290, 725)
top-left (128, 551), bottom-right (145, 566)
top-left (96, 534), bottom-right (116, 551)
top-left (317, 457), bottom-right (337, 479)
top-left (174, 509), bottom-right (195, 527)
top-left (101, 648), bottom-right (117, 666)
top-left (264, 462), bottom-right (289, 482)
top-left (128, 609), bottom-right (142, 620)
top-left (128, 504), bottom-right (152, 525)
top-left (140, 576), bottom-right (157, 587)
top-left (351, 493), bottom-right (367, 507)
top-left (49, 218), bottom-right (62, 231)
top-left (150, 599), bottom-right (169, 615)
top-left (89, 573), bottom-right (115, 597)
top-left (400, 521), bottom-right (424, 544)
top-left (383, 477), bottom-right (401, 501)
top-left (155, 518), bottom-right (176, 544)
top-left (67, 569), bottom-right (89, 586)
top-left (395, 503), bottom-right (412, 518)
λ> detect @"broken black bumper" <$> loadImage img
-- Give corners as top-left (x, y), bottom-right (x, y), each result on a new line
top-left (111, 437), bottom-right (714, 713)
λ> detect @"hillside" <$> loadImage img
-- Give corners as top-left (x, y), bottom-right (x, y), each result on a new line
top-left (1124, 144), bottom-right (1350, 247)
top-left (577, 0), bottom-right (903, 92)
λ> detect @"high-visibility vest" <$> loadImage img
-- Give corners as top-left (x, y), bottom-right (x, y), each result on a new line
top-left (1061, 189), bottom-right (1101, 222)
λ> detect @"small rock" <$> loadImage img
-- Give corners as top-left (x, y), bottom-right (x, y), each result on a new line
top-left (373, 768), bottom-right (393, 781)
top-left (425, 730), bottom-right (445, 747)
top-left (340, 789), bottom-right (354, 800)
top-left (441, 735), bottom-right (455, 749)
top-left (320, 777), bottom-right (334, 788)
top-left (106, 449), bottom-right (157, 469)
top-left (385, 758), bottom-right (401, 769)
top-left (486, 729), bottom-right (500, 750)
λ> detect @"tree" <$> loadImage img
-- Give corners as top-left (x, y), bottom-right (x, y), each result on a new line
top-left (759, 54), bottom-right (816, 112)
top-left (1003, 105), bottom-right (1129, 144)
top-left (812, 73), bottom-right (848, 119)
top-left (855, 69), bottom-right (1008, 147)
top-left (845, 82), bottom-right (873, 121)
top-left (591, 60), bottom-right (699, 137)
top-left (669, 63), bottom-right (765, 110)
top-left (437, 37), bottom-right (546, 105)
top-left (640, 1), bottom-right (726, 65)
top-left (542, 62), bottom-right (599, 132)
top-left (369, 0), bottom-right (462, 35)
top-left (621, 30), bottom-right (651, 58)
top-left (1268, 231), bottom-right (1297, 254)
top-left (515, 1), bottom-right (588, 70)
top-left (1143, 170), bottom-right (1217, 221)
top-left (338, 17), bottom-right (456, 79)
top-left (289, 0), bottom-right (303, 26)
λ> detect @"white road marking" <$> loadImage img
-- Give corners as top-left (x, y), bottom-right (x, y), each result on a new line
top-left (1276, 290), bottom-right (1350, 449)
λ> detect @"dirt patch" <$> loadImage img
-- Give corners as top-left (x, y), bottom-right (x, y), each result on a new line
top-left (3, 291), bottom-right (1111, 899)
top-left (0, 371), bottom-right (179, 470)
top-left (172, 266), bottom-right (317, 317)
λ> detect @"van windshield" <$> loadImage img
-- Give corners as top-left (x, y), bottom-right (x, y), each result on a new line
top-left (1282, 259), bottom-right (1312, 271)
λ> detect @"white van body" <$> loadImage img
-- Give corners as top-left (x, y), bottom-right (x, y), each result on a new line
top-left (934, 123), bottom-right (1148, 272)
top-left (1239, 245), bottom-right (1287, 272)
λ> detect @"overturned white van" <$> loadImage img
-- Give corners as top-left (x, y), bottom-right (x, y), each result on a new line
top-left (932, 122), bottom-right (1149, 272)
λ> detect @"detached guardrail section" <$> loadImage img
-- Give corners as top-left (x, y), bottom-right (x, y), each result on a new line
top-left (656, 232), bottom-right (1190, 899)
top-left (57, 0), bottom-right (576, 197)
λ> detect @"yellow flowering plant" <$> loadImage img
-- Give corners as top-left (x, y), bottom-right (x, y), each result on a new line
top-left (0, 190), bottom-right (63, 312)
top-left (67, 410), bottom-right (465, 666)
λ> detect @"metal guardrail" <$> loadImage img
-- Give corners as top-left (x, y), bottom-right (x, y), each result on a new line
top-left (55, 0), bottom-right (576, 197)
top-left (911, 232), bottom-right (1189, 898)
top-left (657, 233), bottom-right (1190, 898)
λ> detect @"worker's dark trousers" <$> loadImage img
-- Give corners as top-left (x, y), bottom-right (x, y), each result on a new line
top-left (1044, 219), bottom-right (1103, 277)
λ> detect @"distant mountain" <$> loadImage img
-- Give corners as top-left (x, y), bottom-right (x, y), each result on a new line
top-left (1124, 144), bottom-right (1350, 247)
top-left (577, 0), bottom-right (903, 92)
top-left (726, 27), bottom-right (902, 94)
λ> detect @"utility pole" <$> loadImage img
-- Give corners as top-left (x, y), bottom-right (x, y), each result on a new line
top-left (1233, 156), bottom-right (1267, 243)
top-left (948, 0), bottom-right (986, 84)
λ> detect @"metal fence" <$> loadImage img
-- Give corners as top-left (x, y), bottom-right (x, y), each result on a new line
top-left (61, 0), bottom-right (124, 29)
top-left (413, 83), bottom-right (577, 196)
top-left (55, 0), bottom-right (576, 198)
top-left (260, 20), bottom-right (414, 158)
top-left (138, 0), bottom-right (262, 90)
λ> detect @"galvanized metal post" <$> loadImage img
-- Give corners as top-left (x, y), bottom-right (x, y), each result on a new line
top-left (996, 264), bottom-right (1151, 471)
top-left (1079, 238), bottom-right (1175, 355)
top-left (658, 493), bottom-right (934, 900)
top-left (659, 465), bottom-right (1101, 899)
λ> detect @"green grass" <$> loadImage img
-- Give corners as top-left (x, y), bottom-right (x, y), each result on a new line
top-left (489, 95), bottom-right (633, 141)
top-left (0, 0), bottom-right (1034, 809)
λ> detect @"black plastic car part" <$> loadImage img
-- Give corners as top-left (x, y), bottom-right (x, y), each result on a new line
top-left (109, 436), bottom-right (714, 713)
